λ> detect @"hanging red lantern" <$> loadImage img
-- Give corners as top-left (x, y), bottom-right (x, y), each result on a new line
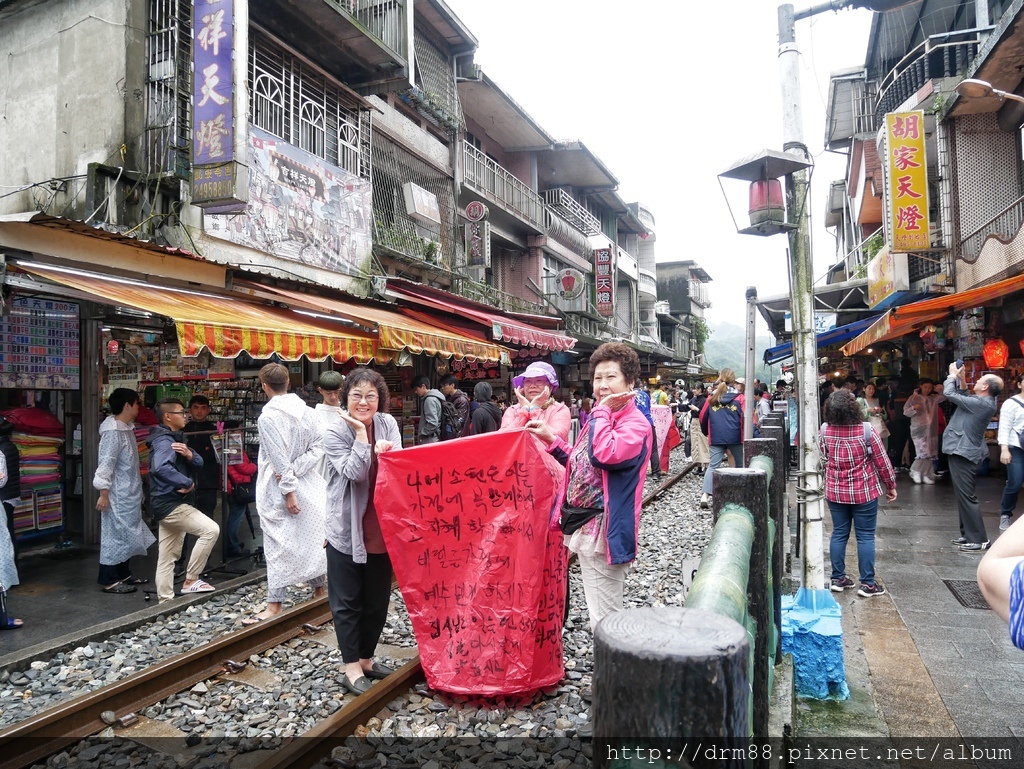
top-left (1019, 339), bottom-right (1024, 358)
top-left (983, 339), bottom-right (1010, 369)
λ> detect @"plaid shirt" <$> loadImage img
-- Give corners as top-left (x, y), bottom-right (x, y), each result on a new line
top-left (820, 423), bottom-right (897, 504)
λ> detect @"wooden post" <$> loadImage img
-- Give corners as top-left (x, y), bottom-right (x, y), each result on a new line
top-left (593, 607), bottom-right (750, 769)
top-left (748, 430), bottom-right (785, 663)
top-left (714, 466), bottom-right (770, 742)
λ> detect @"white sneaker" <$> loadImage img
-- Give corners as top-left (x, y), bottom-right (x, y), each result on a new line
top-left (1001, 515), bottom-right (1012, 531)
top-left (909, 470), bottom-right (922, 484)
top-left (700, 493), bottom-right (711, 509)
top-left (922, 475), bottom-right (935, 485)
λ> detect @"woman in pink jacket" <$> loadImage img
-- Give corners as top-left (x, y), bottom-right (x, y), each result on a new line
top-left (527, 343), bottom-right (652, 630)
top-left (502, 361), bottom-right (571, 485)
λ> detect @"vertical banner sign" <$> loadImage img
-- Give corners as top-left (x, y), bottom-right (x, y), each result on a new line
top-left (192, 0), bottom-right (241, 208)
top-left (465, 221), bottom-right (490, 267)
top-left (375, 430), bottom-right (566, 695)
top-left (885, 111), bottom-right (930, 252)
top-left (594, 247), bottom-right (615, 317)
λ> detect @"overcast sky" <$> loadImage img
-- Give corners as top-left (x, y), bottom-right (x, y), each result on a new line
top-left (444, 0), bottom-right (874, 335)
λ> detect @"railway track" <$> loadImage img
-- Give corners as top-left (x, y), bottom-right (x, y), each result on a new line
top-left (1, 462), bottom-right (696, 769)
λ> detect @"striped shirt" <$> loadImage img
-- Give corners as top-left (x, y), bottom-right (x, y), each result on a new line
top-left (819, 423), bottom-right (897, 504)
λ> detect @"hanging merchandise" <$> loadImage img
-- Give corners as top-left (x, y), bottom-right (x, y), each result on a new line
top-left (983, 338), bottom-right (1010, 369)
top-left (920, 325), bottom-right (945, 353)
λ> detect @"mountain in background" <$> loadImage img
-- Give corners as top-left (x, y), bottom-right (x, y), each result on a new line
top-left (702, 321), bottom-right (775, 383)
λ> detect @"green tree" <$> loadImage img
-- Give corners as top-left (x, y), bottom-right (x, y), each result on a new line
top-left (691, 316), bottom-right (710, 355)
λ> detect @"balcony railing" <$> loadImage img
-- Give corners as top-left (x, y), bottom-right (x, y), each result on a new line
top-left (689, 280), bottom-right (712, 309)
top-left (638, 269), bottom-right (657, 300)
top-left (958, 193), bottom-right (1024, 263)
top-left (452, 275), bottom-right (548, 316)
top-left (545, 209), bottom-right (592, 258)
top-left (544, 188), bottom-right (602, 236)
top-left (875, 31), bottom-right (983, 122)
top-left (462, 142), bottom-right (546, 228)
top-left (334, 0), bottom-right (408, 59)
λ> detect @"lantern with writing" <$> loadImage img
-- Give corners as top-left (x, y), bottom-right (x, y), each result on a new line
top-left (983, 339), bottom-right (1010, 369)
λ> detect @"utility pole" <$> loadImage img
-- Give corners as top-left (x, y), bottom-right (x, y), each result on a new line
top-left (779, 2), bottom-right (826, 591)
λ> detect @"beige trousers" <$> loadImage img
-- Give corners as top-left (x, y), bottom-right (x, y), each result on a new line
top-left (156, 503), bottom-right (220, 602)
top-left (577, 550), bottom-right (630, 631)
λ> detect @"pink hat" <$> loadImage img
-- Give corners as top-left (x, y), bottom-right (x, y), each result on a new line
top-left (512, 361), bottom-right (559, 390)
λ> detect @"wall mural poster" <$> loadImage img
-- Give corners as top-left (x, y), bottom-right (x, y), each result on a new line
top-left (205, 127), bottom-right (373, 276)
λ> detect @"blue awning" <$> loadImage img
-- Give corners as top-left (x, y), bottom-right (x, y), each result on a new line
top-left (763, 316), bottom-right (881, 365)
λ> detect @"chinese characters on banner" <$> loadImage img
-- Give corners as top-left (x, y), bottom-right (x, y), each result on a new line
top-left (594, 247), bottom-right (615, 317)
top-left (375, 430), bottom-right (567, 695)
top-left (192, 0), bottom-right (242, 208)
top-left (0, 298), bottom-right (80, 389)
top-left (885, 111), bottom-right (930, 252)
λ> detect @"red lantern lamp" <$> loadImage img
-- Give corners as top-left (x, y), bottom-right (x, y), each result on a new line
top-left (983, 339), bottom-right (1010, 369)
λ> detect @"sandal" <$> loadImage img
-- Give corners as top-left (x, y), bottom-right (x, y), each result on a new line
top-left (102, 582), bottom-right (137, 594)
top-left (122, 575), bottom-right (149, 585)
top-left (180, 579), bottom-right (216, 594)
top-left (1, 617), bottom-right (23, 630)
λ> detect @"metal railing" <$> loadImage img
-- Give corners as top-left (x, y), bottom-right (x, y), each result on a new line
top-left (332, 0), bottom-right (408, 59)
top-left (452, 275), bottom-right (548, 316)
top-left (543, 188), bottom-right (602, 236)
top-left (689, 279), bottom-right (711, 309)
top-left (462, 142), bottom-right (546, 228)
top-left (874, 31), bottom-right (983, 122)
top-left (958, 193), bottom-right (1024, 263)
top-left (544, 208), bottom-right (592, 258)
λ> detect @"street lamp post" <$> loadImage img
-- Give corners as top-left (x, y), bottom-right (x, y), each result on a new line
top-left (778, 0), bottom-right (920, 593)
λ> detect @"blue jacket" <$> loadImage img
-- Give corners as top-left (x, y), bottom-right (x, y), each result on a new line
top-left (700, 390), bottom-right (745, 446)
top-left (548, 401), bottom-right (652, 565)
top-left (146, 425), bottom-right (203, 520)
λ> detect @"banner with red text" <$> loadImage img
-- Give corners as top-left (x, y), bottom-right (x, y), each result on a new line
top-left (885, 111), bottom-right (930, 252)
top-left (376, 430), bottom-right (567, 695)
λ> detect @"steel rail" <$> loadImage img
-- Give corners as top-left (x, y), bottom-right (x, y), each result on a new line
top-left (642, 461), bottom-right (695, 507)
top-left (250, 657), bottom-right (425, 769)
top-left (0, 597), bottom-right (333, 769)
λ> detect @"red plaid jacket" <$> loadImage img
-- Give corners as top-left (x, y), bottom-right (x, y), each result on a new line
top-left (819, 423), bottom-right (897, 504)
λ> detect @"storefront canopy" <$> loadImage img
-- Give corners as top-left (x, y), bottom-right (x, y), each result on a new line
top-left (386, 279), bottom-right (576, 352)
top-left (763, 316), bottom-right (882, 365)
top-left (17, 263), bottom-right (381, 363)
top-left (240, 282), bottom-right (509, 364)
top-left (842, 273), bottom-right (1024, 356)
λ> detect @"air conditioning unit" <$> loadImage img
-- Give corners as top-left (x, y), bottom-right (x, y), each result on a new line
top-left (654, 301), bottom-right (671, 315)
top-left (639, 308), bottom-right (656, 324)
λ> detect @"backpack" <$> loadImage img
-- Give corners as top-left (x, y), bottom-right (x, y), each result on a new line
top-left (427, 394), bottom-right (462, 441)
top-left (820, 422), bottom-right (874, 458)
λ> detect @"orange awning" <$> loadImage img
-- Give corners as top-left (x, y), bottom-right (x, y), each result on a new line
top-left (842, 274), bottom-right (1024, 356)
top-left (17, 264), bottom-right (383, 363)
top-left (240, 282), bottom-right (509, 364)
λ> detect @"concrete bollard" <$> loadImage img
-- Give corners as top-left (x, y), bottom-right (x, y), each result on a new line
top-left (593, 607), bottom-right (750, 769)
top-left (746, 433), bottom-right (785, 662)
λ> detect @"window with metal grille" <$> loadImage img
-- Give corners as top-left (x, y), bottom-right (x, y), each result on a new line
top-left (145, 0), bottom-right (191, 178)
top-left (248, 30), bottom-right (370, 180)
top-left (371, 135), bottom-right (456, 269)
top-left (411, 29), bottom-right (463, 131)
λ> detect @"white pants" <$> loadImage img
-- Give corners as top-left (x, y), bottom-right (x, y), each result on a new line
top-left (577, 550), bottom-right (630, 630)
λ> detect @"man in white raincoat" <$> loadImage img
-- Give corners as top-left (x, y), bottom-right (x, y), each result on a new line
top-left (244, 363), bottom-right (327, 624)
top-left (903, 377), bottom-right (945, 484)
top-left (93, 388), bottom-right (156, 593)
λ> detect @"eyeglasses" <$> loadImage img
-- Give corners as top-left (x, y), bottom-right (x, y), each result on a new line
top-left (164, 410), bottom-right (187, 416)
top-left (348, 392), bottom-right (379, 403)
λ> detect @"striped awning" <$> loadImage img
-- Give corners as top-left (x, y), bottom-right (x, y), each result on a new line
top-left (240, 282), bottom-right (509, 364)
top-left (842, 273), bottom-right (1024, 356)
top-left (17, 264), bottom-right (383, 363)
top-left (387, 278), bottom-right (576, 352)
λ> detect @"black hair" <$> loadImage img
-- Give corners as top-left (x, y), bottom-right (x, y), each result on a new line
top-left (411, 375), bottom-right (431, 390)
top-left (108, 387), bottom-right (140, 416)
top-left (339, 368), bottom-right (389, 409)
top-left (823, 389), bottom-right (863, 426)
top-left (188, 395), bottom-right (210, 407)
top-left (439, 374), bottom-right (459, 389)
top-left (155, 398), bottom-right (185, 423)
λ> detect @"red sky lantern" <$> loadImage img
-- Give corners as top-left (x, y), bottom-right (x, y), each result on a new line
top-left (983, 339), bottom-right (1009, 369)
